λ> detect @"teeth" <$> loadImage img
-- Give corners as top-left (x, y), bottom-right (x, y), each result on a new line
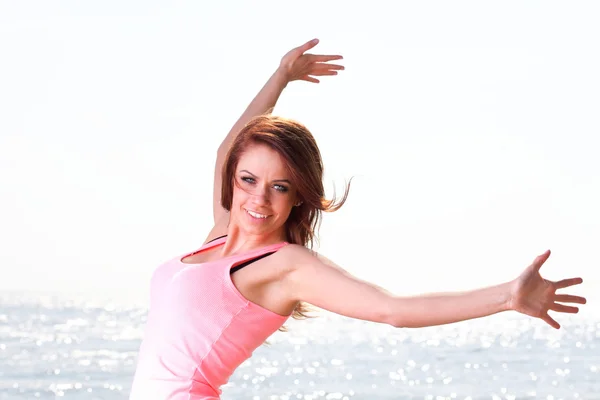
top-left (246, 209), bottom-right (268, 219)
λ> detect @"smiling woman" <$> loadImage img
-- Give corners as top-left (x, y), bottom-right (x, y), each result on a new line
top-left (129, 39), bottom-right (586, 400)
top-left (220, 116), bottom-right (349, 248)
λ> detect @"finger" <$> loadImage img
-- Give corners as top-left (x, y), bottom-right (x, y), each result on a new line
top-left (313, 63), bottom-right (345, 71)
top-left (300, 75), bottom-right (320, 83)
top-left (308, 54), bottom-right (344, 62)
top-left (533, 250), bottom-right (551, 272)
top-left (309, 70), bottom-right (338, 76)
top-left (297, 38), bottom-right (320, 53)
top-left (554, 277), bottom-right (583, 289)
top-left (550, 303), bottom-right (579, 314)
top-left (554, 294), bottom-right (587, 304)
top-left (542, 313), bottom-right (560, 329)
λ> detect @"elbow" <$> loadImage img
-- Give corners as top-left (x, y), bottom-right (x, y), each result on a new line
top-left (217, 144), bottom-right (227, 158)
top-left (386, 316), bottom-right (407, 329)
top-left (381, 297), bottom-right (421, 329)
top-left (386, 315), bottom-right (416, 329)
top-left (381, 300), bottom-right (406, 328)
top-left (387, 314), bottom-right (426, 329)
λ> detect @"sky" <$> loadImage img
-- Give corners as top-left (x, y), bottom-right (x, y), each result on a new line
top-left (0, 1), bottom-right (598, 315)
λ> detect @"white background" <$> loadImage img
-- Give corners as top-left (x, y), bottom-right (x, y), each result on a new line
top-left (0, 2), bottom-right (597, 317)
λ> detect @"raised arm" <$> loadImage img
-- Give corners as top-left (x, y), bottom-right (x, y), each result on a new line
top-left (211, 39), bottom-right (344, 226)
top-left (282, 245), bottom-right (585, 329)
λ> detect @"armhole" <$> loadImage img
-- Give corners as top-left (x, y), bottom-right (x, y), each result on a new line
top-left (207, 234), bottom-right (227, 244)
top-left (230, 251), bottom-right (275, 275)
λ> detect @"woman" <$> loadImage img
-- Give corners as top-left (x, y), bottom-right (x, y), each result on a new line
top-left (129, 39), bottom-right (586, 399)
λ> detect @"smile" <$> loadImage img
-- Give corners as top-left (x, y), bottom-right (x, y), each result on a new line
top-left (245, 208), bottom-right (270, 219)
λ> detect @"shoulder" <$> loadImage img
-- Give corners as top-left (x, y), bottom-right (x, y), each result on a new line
top-left (262, 243), bottom-right (315, 281)
top-left (276, 243), bottom-right (318, 268)
top-left (275, 243), bottom-right (342, 277)
top-left (278, 243), bottom-right (311, 256)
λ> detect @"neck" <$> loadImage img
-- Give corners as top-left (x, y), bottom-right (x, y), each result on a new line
top-left (220, 225), bottom-right (286, 257)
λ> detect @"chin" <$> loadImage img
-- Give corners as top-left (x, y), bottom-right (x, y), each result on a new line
top-left (244, 217), bottom-right (285, 238)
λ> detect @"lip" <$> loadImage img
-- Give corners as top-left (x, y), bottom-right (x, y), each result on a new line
top-left (244, 208), bottom-right (271, 219)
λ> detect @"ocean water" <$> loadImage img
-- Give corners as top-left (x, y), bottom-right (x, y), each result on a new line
top-left (0, 291), bottom-right (599, 400)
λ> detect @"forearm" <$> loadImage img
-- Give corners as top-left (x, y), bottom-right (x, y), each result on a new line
top-left (218, 68), bottom-right (288, 153)
top-left (390, 281), bottom-right (513, 328)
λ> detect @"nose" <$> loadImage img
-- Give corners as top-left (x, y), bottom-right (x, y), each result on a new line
top-left (250, 184), bottom-right (271, 205)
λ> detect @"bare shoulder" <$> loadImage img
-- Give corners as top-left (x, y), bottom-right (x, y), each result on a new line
top-left (281, 244), bottom-right (342, 269)
top-left (276, 243), bottom-right (319, 268)
top-left (278, 243), bottom-right (312, 257)
top-left (276, 243), bottom-right (348, 277)
top-left (276, 243), bottom-right (396, 324)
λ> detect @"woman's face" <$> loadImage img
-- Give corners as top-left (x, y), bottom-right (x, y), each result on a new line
top-left (231, 142), bottom-right (298, 239)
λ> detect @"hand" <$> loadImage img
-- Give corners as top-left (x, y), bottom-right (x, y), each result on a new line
top-left (509, 250), bottom-right (586, 329)
top-left (278, 38), bottom-right (344, 84)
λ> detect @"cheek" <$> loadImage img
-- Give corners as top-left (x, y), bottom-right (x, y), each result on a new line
top-left (230, 187), bottom-right (246, 208)
top-left (275, 197), bottom-right (295, 215)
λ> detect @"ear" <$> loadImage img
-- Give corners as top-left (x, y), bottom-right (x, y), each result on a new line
top-left (293, 194), bottom-right (303, 207)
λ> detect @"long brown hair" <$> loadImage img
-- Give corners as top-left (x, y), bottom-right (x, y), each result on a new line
top-left (220, 114), bottom-right (351, 325)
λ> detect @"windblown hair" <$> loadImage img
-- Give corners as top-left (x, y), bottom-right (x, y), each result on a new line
top-left (220, 114), bottom-right (351, 326)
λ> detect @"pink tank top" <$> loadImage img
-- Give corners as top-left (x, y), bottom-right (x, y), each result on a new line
top-left (129, 236), bottom-right (290, 399)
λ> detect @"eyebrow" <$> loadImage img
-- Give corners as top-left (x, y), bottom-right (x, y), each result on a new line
top-left (240, 169), bottom-right (291, 184)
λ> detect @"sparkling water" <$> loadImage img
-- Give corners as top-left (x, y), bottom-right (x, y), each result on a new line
top-left (1, 291), bottom-right (598, 399)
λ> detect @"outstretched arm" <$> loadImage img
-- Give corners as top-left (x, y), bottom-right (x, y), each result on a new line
top-left (282, 245), bottom-right (585, 329)
top-left (211, 39), bottom-right (344, 225)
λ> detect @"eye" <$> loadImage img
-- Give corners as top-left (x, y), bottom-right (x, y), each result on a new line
top-left (274, 184), bottom-right (288, 193)
top-left (240, 176), bottom-right (289, 193)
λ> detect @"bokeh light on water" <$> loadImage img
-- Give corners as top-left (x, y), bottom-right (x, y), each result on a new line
top-left (0, 291), bottom-right (598, 399)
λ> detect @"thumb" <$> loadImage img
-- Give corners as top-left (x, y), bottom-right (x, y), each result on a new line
top-left (296, 38), bottom-right (319, 53)
top-left (533, 249), bottom-right (551, 271)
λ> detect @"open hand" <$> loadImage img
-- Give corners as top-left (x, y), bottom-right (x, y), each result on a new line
top-left (509, 250), bottom-right (586, 329)
top-left (278, 39), bottom-right (344, 84)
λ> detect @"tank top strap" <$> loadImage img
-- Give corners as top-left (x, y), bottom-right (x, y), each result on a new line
top-left (177, 235), bottom-right (227, 262)
top-left (195, 235), bottom-right (228, 253)
top-left (228, 241), bottom-right (288, 269)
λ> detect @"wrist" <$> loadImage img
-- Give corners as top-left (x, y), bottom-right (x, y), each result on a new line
top-left (503, 280), bottom-right (517, 312)
top-left (272, 67), bottom-right (291, 87)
